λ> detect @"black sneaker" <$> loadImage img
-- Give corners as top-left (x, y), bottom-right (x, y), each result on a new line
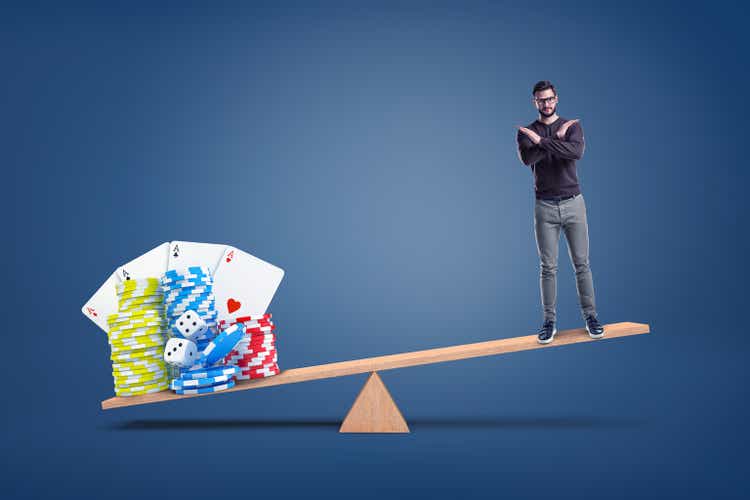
top-left (537, 320), bottom-right (557, 344)
top-left (585, 315), bottom-right (604, 339)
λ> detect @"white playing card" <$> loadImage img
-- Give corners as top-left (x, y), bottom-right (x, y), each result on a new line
top-left (82, 269), bottom-right (119, 333)
top-left (167, 241), bottom-right (227, 275)
top-left (115, 242), bottom-right (170, 282)
top-left (213, 246), bottom-right (284, 324)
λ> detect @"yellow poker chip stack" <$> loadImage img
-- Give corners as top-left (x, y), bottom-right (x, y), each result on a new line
top-left (107, 278), bottom-right (170, 397)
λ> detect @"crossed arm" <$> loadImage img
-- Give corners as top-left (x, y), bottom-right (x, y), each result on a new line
top-left (516, 120), bottom-right (585, 166)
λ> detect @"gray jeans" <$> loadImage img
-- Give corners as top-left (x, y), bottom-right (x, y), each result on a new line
top-left (534, 193), bottom-right (597, 323)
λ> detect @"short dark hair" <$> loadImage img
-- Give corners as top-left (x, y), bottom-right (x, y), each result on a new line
top-left (532, 80), bottom-right (556, 96)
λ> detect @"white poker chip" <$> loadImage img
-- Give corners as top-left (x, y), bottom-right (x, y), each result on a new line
top-left (179, 365), bottom-right (239, 380)
top-left (173, 379), bottom-right (235, 395)
top-left (107, 309), bottom-right (162, 322)
top-left (116, 278), bottom-right (160, 291)
top-left (170, 373), bottom-right (233, 390)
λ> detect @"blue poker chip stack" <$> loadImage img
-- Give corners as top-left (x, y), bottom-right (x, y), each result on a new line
top-left (169, 364), bottom-right (240, 395)
top-left (160, 266), bottom-right (219, 378)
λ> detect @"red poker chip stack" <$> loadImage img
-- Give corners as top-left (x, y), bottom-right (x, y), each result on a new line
top-left (220, 313), bottom-right (280, 380)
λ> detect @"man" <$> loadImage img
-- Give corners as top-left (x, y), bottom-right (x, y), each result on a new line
top-left (516, 80), bottom-right (604, 344)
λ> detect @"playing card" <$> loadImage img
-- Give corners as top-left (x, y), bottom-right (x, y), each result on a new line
top-left (82, 269), bottom-right (119, 333)
top-left (115, 242), bottom-right (170, 281)
top-left (213, 246), bottom-right (284, 324)
top-left (167, 241), bottom-right (227, 275)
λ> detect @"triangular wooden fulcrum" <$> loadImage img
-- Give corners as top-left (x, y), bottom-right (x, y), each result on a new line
top-left (339, 371), bottom-right (409, 433)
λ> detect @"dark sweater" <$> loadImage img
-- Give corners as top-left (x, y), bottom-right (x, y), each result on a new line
top-left (516, 116), bottom-right (585, 200)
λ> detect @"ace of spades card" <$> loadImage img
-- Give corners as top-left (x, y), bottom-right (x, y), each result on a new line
top-left (115, 242), bottom-right (170, 281)
top-left (167, 241), bottom-right (227, 275)
top-left (212, 246), bottom-right (284, 324)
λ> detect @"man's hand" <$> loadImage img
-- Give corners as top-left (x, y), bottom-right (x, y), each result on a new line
top-left (556, 119), bottom-right (579, 140)
top-left (518, 126), bottom-right (541, 144)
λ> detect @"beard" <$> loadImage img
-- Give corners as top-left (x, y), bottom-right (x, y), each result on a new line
top-left (539, 104), bottom-right (557, 117)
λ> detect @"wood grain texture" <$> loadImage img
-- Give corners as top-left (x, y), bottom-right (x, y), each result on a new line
top-left (339, 372), bottom-right (409, 433)
top-left (101, 321), bottom-right (649, 410)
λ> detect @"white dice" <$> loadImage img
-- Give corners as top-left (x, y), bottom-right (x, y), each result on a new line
top-left (163, 337), bottom-right (199, 368)
top-left (173, 310), bottom-right (208, 341)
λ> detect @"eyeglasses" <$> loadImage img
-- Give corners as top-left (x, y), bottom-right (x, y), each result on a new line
top-left (534, 96), bottom-right (557, 105)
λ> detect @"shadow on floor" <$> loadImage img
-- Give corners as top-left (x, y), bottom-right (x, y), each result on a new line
top-left (102, 416), bottom-right (648, 431)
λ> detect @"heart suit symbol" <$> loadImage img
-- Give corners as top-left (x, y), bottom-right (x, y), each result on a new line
top-left (227, 298), bottom-right (241, 314)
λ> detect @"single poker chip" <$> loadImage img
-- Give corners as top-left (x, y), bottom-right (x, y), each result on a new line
top-left (168, 310), bottom-right (217, 322)
top-left (117, 282), bottom-right (161, 291)
top-left (109, 336), bottom-right (165, 347)
top-left (164, 293), bottom-right (214, 306)
top-left (118, 300), bottom-right (163, 311)
top-left (110, 334), bottom-right (165, 346)
top-left (235, 342), bottom-right (277, 351)
top-left (109, 320), bottom-right (166, 331)
top-left (162, 267), bottom-right (212, 281)
top-left (163, 286), bottom-right (213, 300)
top-left (168, 304), bottom-right (216, 320)
top-left (233, 359), bottom-right (278, 371)
top-left (115, 386), bottom-right (168, 397)
top-left (119, 294), bottom-right (164, 304)
top-left (108, 318), bottom-right (165, 330)
top-left (199, 323), bottom-right (246, 367)
top-left (117, 282), bottom-right (163, 294)
top-left (179, 365), bottom-right (239, 380)
top-left (112, 363), bottom-right (167, 378)
top-left (115, 375), bottom-right (168, 390)
top-left (118, 295), bottom-right (164, 304)
top-left (238, 368), bottom-right (280, 379)
top-left (110, 341), bottom-right (165, 354)
top-left (236, 368), bottom-right (280, 381)
top-left (114, 376), bottom-right (169, 390)
top-left (237, 333), bottom-right (276, 343)
top-left (169, 373), bottom-right (233, 390)
top-left (107, 309), bottom-right (162, 323)
top-left (234, 355), bottom-right (278, 367)
top-left (108, 328), bottom-right (165, 342)
top-left (229, 343), bottom-right (276, 354)
top-left (236, 335), bottom-right (276, 344)
top-left (108, 326), bottom-right (166, 338)
top-left (165, 299), bottom-right (214, 313)
top-left (219, 313), bottom-right (272, 326)
top-left (110, 348), bottom-right (162, 362)
top-left (243, 325), bottom-right (275, 334)
top-left (117, 277), bottom-right (160, 288)
top-left (115, 382), bottom-right (169, 397)
top-left (108, 319), bottom-right (166, 330)
top-left (228, 346), bottom-right (276, 359)
top-left (117, 290), bottom-right (163, 301)
top-left (111, 359), bottom-right (165, 372)
top-left (161, 279), bottom-right (213, 291)
top-left (230, 319), bottom-right (273, 330)
top-left (173, 379), bottom-right (235, 395)
top-left (166, 299), bottom-right (216, 315)
top-left (239, 361), bottom-right (280, 372)
top-left (227, 347), bottom-right (276, 359)
top-left (112, 368), bottom-right (166, 380)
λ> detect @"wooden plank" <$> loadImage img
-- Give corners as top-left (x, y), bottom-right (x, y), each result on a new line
top-left (101, 321), bottom-right (649, 410)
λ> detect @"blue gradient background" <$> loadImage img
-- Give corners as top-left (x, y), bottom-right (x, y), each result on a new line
top-left (2, 1), bottom-right (746, 498)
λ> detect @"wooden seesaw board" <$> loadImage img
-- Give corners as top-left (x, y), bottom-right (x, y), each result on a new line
top-left (101, 321), bottom-right (650, 432)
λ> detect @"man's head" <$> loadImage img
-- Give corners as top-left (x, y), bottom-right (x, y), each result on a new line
top-left (532, 80), bottom-right (558, 118)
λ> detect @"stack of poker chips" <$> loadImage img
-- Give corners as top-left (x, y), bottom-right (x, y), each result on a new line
top-left (169, 365), bottom-right (240, 395)
top-left (107, 278), bottom-right (169, 396)
top-left (220, 313), bottom-right (280, 380)
top-left (161, 266), bottom-right (219, 375)
top-left (168, 322), bottom-right (246, 394)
